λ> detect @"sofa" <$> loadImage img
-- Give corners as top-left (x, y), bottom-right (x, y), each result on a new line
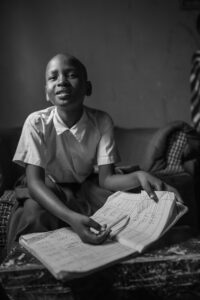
top-left (0, 121), bottom-right (200, 260)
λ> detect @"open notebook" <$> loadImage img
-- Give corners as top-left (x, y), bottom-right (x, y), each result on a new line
top-left (19, 191), bottom-right (188, 280)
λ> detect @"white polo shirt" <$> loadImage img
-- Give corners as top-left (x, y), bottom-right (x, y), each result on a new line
top-left (13, 105), bottom-right (120, 183)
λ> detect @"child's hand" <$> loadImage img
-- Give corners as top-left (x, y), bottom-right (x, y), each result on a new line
top-left (136, 171), bottom-right (183, 203)
top-left (69, 213), bottom-right (110, 244)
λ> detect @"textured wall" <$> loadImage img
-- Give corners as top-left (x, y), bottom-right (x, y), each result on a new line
top-left (0, 0), bottom-right (199, 128)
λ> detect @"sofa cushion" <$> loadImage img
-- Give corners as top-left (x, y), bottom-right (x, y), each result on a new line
top-left (142, 121), bottom-right (200, 174)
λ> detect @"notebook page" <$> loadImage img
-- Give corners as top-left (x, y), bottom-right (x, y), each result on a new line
top-left (20, 227), bottom-right (134, 280)
top-left (116, 192), bottom-right (176, 251)
top-left (117, 191), bottom-right (187, 251)
top-left (92, 191), bottom-right (144, 227)
top-left (92, 191), bottom-right (176, 252)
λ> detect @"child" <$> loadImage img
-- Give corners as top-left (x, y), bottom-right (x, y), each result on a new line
top-left (7, 53), bottom-right (181, 251)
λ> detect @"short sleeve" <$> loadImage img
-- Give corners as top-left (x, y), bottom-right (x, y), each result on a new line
top-left (13, 114), bottom-right (46, 168)
top-left (96, 113), bottom-right (120, 165)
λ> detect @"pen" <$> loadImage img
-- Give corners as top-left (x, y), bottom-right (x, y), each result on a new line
top-left (107, 215), bottom-right (129, 231)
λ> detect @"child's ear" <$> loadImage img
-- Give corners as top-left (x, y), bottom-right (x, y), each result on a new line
top-left (46, 93), bottom-right (50, 101)
top-left (86, 81), bottom-right (92, 96)
top-left (45, 86), bottom-right (50, 101)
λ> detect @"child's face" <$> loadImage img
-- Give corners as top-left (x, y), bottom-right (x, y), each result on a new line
top-left (45, 54), bottom-right (88, 111)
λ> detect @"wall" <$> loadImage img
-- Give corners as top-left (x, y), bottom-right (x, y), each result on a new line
top-left (0, 0), bottom-right (199, 128)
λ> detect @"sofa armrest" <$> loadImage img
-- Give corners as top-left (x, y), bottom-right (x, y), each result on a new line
top-left (0, 128), bottom-right (23, 195)
top-left (157, 172), bottom-right (198, 230)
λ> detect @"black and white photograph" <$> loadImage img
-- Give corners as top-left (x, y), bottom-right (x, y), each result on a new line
top-left (0, 1), bottom-right (200, 299)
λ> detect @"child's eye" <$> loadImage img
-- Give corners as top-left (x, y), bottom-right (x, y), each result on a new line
top-left (68, 73), bottom-right (78, 78)
top-left (48, 75), bottom-right (57, 81)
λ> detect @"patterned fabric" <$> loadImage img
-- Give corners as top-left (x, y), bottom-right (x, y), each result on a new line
top-left (157, 131), bottom-right (187, 175)
top-left (0, 190), bottom-right (16, 248)
top-left (190, 50), bottom-right (200, 132)
top-left (142, 121), bottom-right (200, 174)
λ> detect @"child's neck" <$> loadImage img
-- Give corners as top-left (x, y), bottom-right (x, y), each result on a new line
top-left (57, 106), bottom-right (84, 128)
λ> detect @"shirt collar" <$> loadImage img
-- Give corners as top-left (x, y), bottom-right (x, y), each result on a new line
top-left (53, 107), bottom-right (88, 142)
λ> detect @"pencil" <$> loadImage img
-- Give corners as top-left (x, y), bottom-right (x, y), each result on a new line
top-left (107, 215), bottom-right (129, 231)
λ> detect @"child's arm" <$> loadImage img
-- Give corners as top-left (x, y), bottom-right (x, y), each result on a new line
top-left (98, 164), bottom-right (183, 203)
top-left (26, 164), bottom-right (110, 244)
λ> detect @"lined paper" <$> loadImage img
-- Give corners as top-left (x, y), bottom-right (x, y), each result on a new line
top-left (19, 191), bottom-right (187, 279)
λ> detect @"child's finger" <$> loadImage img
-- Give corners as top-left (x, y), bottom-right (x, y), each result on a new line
top-left (82, 227), bottom-right (110, 244)
top-left (90, 229), bottom-right (111, 244)
top-left (88, 218), bottom-right (108, 236)
top-left (100, 224), bottom-right (107, 232)
top-left (148, 191), bottom-right (158, 202)
top-left (143, 182), bottom-right (158, 202)
top-left (88, 218), bottom-right (102, 231)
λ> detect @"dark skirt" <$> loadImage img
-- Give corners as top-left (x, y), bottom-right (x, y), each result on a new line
top-left (6, 174), bottom-right (113, 253)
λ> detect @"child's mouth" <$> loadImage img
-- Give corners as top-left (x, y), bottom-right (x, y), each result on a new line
top-left (58, 93), bottom-right (70, 99)
top-left (56, 90), bottom-right (71, 99)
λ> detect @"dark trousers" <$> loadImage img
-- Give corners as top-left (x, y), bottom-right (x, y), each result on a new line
top-left (6, 174), bottom-right (112, 253)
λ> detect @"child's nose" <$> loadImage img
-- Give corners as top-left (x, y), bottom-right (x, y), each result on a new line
top-left (58, 74), bottom-right (70, 85)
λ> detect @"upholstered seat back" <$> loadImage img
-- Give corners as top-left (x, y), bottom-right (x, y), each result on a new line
top-left (0, 127), bottom-right (157, 193)
top-left (114, 127), bottom-right (157, 166)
